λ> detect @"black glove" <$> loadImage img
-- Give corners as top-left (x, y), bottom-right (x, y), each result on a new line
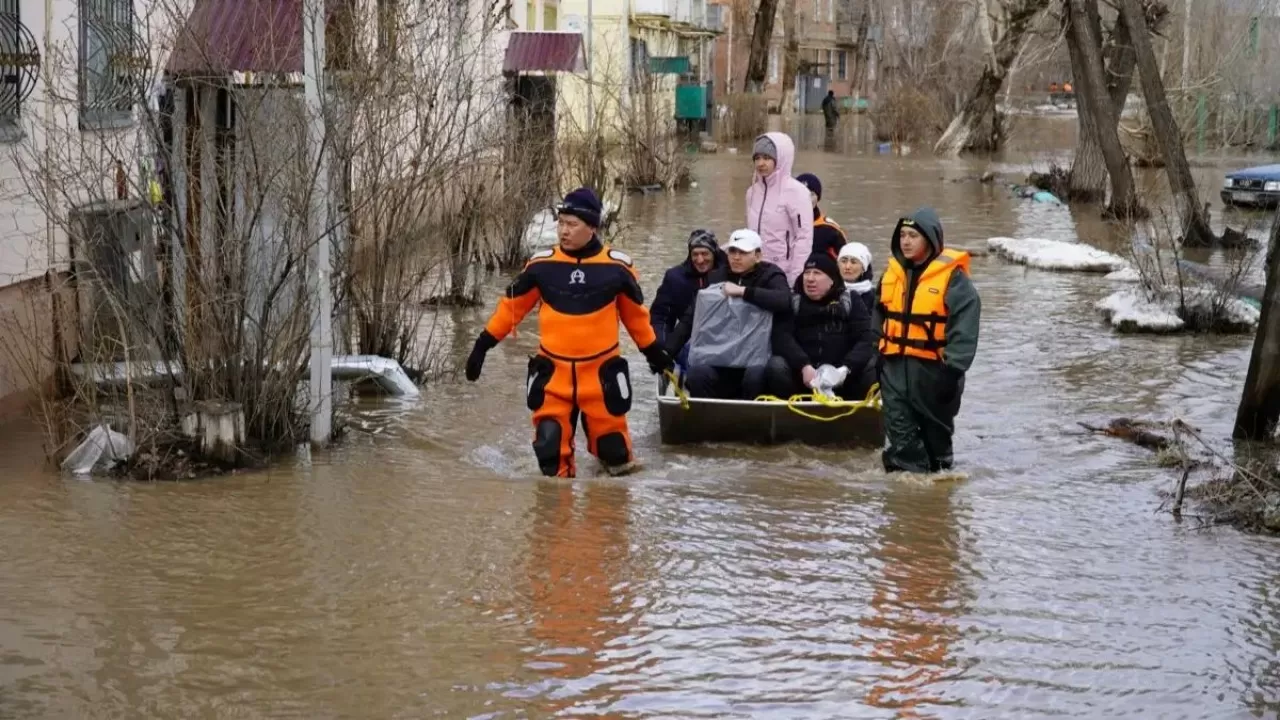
top-left (641, 343), bottom-right (674, 375)
top-left (465, 331), bottom-right (498, 382)
top-left (937, 364), bottom-right (964, 404)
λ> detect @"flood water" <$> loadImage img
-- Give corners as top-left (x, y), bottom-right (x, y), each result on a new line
top-left (4, 117), bottom-right (1280, 718)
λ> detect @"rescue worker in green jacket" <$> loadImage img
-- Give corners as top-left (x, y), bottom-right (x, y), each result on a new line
top-left (873, 207), bottom-right (981, 473)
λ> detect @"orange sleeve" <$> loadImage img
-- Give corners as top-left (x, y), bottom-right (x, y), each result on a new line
top-left (617, 264), bottom-right (658, 350)
top-left (484, 265), bottom-right (542, 340)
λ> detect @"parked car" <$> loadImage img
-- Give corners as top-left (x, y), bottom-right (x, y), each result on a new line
top-left (1221, 164), bottom-right (1280, 209)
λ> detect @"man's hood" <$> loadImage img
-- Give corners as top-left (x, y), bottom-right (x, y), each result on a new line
top-left (890, 207), bottom-right (944, 267)
top-left (753, 131), bottom-right (796, 185)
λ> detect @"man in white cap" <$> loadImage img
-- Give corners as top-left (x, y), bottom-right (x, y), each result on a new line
top-left (665, 229), bottom-right (793, 399)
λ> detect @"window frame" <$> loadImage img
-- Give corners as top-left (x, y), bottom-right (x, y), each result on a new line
top-left (0, 0), bottom-right (29, 141)
top-left (78, 0), bottom-right (137, 130)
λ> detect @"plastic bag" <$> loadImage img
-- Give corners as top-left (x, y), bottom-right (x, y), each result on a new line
top-left (810, 364), bottom-right (849, 396)
top-left (686, 284), bottom-right (774, 369)
top-left (61, 425), bottom-right (134, 476)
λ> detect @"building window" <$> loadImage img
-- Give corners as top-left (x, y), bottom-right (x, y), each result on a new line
top-left (826, 49), bottom-right (833, 78)
top-left (0, 0), bottom-right (33, 138)
top-left (79, 0), bottom-right (137, 129)
top-left (827, 0), bottom-right (834, 23)
top-left (769, 45), bottom-right (778, 83)
top-left (838, 50), bottom-right (847, 79)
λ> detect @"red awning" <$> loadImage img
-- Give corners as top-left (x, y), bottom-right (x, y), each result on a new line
top-left (503, 31), bottom-right (585, 73)
top-left (166, 0), bottom-right (345, 77)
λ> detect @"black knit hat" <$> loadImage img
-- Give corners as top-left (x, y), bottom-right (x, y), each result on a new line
top-left (557, 187), bottom-right (602, 228)
top-left (796, 172), bottom-right (822, 200)
top-left (803, 252), bottom-right (842, 286)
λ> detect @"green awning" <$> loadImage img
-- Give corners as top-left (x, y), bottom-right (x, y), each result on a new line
top-left (649, 56), bottom-right (690, 75)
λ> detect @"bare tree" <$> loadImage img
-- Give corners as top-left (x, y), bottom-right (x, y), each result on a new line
top-left (934, 0), bottom-right (1052, 155)
top-left (1236, 214), bottom-right (1280, 440)
top-left (1117, 0), bottom-right (1213, 245)
top-left (745, 0), bottom-right (781, 91)
top-left (1064, 0), bottom-right (1141, 216)
top-left (781, 1), bottom-right (799, 117)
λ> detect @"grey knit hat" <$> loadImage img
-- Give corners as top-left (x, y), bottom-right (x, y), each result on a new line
top-left (752, 135), bottom-right (777, 160)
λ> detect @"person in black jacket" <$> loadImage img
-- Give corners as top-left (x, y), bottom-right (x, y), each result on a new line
top-left (649, 229), bottom-right (725, 368)
top-left (765, 253), bottom-right (876, 400)
top-left (666, 229), bottom-right (793, 399)
top-left (795, 173), bottom-right (848, 260)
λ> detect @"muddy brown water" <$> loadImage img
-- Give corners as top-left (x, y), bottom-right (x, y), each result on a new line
top-left (4, 118), bottom-right (1280, 718)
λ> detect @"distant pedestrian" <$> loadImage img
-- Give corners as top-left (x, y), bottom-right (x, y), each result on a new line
top-left (822, 90), bottom-right (839, 130)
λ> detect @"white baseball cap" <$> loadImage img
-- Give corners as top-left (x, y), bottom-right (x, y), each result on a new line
top-left (724, 229), bottom-right (763, 253)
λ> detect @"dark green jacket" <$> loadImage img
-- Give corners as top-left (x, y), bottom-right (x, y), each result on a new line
top-left (871, 207), bottom-right (980, 374)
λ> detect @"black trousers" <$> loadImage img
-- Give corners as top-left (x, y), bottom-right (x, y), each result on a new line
top-left (685, 364), bottom-right (768, 400)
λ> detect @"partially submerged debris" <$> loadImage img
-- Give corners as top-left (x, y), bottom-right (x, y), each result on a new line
top-left (62, 425), bottom-right (134, 476)
top-left (1078, 417), bottom-right (1173, 451)
top-left (1096, 287), bottom-right (1259, 334)
top-left (987, 236), bottom-right (1130, 273)
top-left (1083, 416), bottom-right (1280, 534)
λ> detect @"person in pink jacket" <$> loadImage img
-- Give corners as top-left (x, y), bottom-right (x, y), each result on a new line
top-left (745, 132), bottom-right (813, 285)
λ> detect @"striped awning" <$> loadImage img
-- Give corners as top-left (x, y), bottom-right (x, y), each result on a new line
top-left (503, 31), bottom-right (585, 73)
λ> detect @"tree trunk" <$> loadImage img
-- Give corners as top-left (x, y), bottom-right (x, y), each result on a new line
top-left (1234, 216), bottom-right (1280, 440)
top-left (781, 1), bottom-right (798, 118)
top-left (849, 2), bottom-right (871, 96)
top-left (1065, 0), bottom-right (1140, 217)
top-left (1068, 9), bottom-right (1139, 201)
top-left (934, 0), bottom-right (1049, 156)
top-left (1117, 0), bottom-right (1214, 247)
top-left (744, 0), bottom-right (780, 93)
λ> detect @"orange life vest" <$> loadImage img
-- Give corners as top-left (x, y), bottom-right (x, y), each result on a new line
top-left (878, 248), bottom-right (970, 361)
top-left (815, 214), bottom-right (848, 257)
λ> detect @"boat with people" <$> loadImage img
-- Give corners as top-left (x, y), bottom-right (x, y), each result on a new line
top-left (655, 371), bottom-right (885, 448)
top-left (464, 132), bottom-right (980, 479)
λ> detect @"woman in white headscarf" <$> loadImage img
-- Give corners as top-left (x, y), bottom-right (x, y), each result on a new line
top-left (838, 242), bottom-right (875, 314)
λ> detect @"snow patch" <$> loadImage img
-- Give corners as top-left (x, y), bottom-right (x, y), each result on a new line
top-left (988, 236), bottom-right (1130, 273)
top-left (522, 208), bottom-right (559, 254)
top-left (1104, 266), bottom-right (1141, 282)
top-left (1096, 289), bottom-right (1186, 333)
top-left (521, 201), bottom-right (620, 256)
top-left (1096, 287), bottom-right (1260, 334)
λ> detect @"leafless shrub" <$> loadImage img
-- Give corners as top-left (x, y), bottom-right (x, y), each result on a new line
top-left (716, 92), bottom-right (769, 143)
top-left (1126, 211), bottom-right (1261, 333)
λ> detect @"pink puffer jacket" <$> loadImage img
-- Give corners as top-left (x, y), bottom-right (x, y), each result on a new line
top-left (744, 131), bottom-right (813, 285)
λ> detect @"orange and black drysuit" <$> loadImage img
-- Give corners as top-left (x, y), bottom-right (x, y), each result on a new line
top-left (873, 207), bottom-right (981, 474)
top-left (468, 237), bottom-right (668, 477)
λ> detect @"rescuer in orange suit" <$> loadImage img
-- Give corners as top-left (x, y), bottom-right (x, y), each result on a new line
top-left (464, 187), bottom-right (674, 478)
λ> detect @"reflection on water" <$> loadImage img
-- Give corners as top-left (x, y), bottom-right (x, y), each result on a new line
top-left (524, 480), bottom-right (636, 711)
top-left (863, 485), bottom-right (965, 719)
top-left (3, 118), bottom-right (1280, 717)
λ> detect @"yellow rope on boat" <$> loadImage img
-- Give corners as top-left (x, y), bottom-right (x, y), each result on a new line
top-left (663, 369), bottom-right (690, 410)
top-left (754, 382), bottom-right (882, 422)
top-left (664, 369), bottom-right (881, 421)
